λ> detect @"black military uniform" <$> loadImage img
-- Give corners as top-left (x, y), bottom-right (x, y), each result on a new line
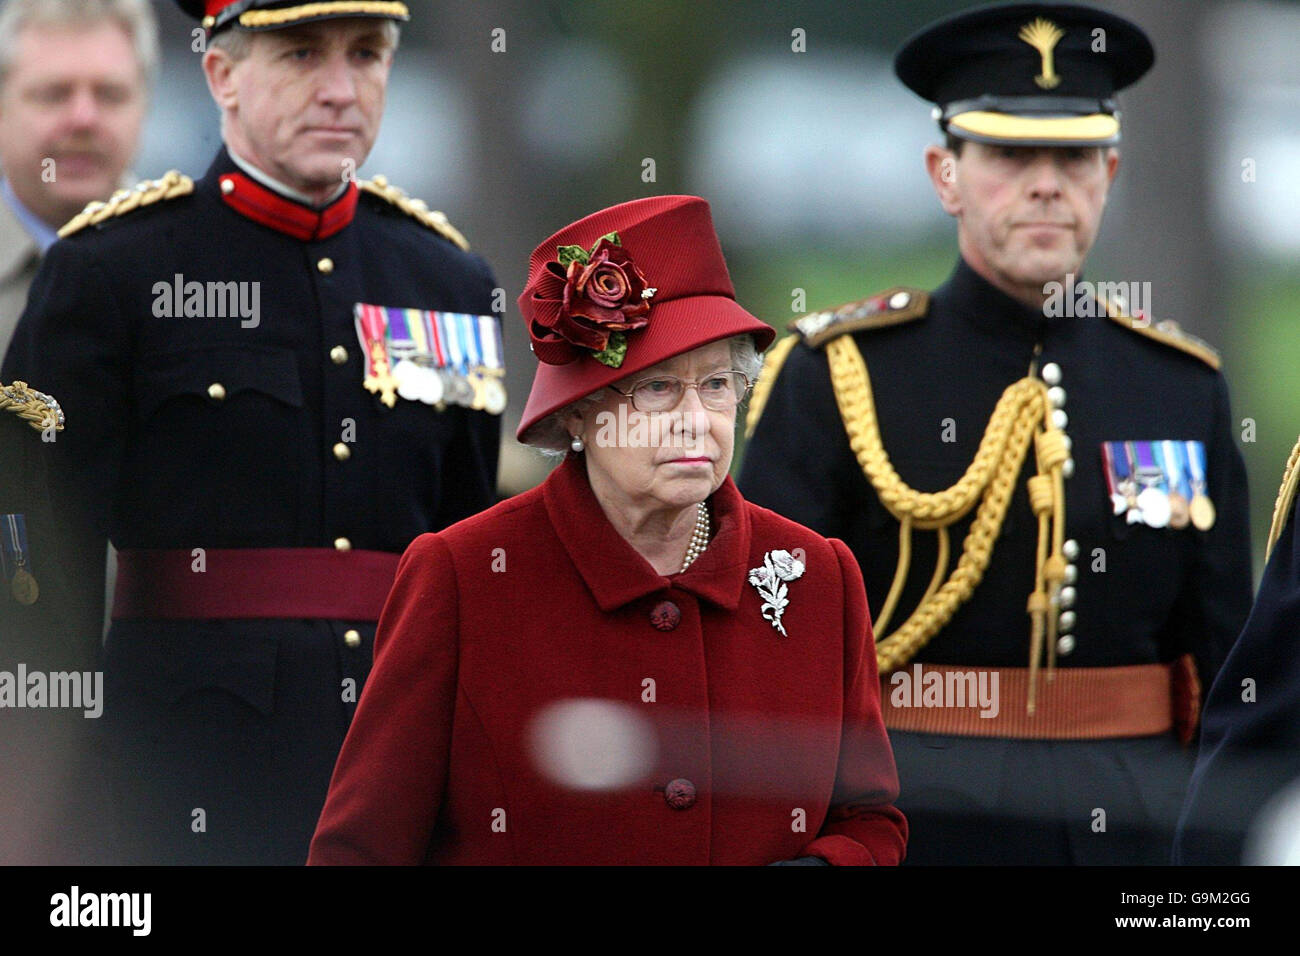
top-left (1175, 455), bottom-right (1300, 865)
top-left (739, 3), bottom-right (1253, 865)
top-left (0, 383), bottom-right (106, 863)
top-left (2, 2), bottom-right (500, 865)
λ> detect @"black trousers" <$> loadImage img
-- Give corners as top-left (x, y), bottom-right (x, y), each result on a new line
top-left (890, 730), bottom-right (1195, 865)
top-left (101, 618), bottom-right (373, 865)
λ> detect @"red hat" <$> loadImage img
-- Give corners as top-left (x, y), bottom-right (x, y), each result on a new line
top-left (176, 1), bottom-right (410, 34)
top-left (516, 196), bottom-right (775, 444)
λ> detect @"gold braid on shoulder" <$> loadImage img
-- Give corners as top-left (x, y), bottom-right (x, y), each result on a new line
top-left (1266, 435), bottom-right (1300, 561)
top-left (745, 333), bottom-right (799, 440)
top-left (0, 381), bottom-right (65, 433)
top-left (825, 336), bottom-right (1068, 713)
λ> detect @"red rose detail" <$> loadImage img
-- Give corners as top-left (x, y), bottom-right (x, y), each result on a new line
top-left (527, 236), bottom-right (655, 366)
top-left (547, 240), bottom-right (651, 352)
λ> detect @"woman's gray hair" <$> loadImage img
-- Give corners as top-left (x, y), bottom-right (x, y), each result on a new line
top-left (0, 0), bottom-right (159, 87)
top-left (525, 333), bottom-right (765, 457)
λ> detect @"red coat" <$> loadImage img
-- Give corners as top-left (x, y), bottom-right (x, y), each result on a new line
top-left (308, 455), bottom-right (907, 865)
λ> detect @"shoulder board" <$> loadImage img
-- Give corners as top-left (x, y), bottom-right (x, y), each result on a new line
top-left (0, 381), bottom-right (65, 433)
top-left (58, 171), bottom-right (194, 239)
top-left (1098, 295), bottom-right (1220, 370)
top-left (1267, 436), bottom-right (1300, 561)
top-left (789, 288), bottom-right (928, 348)
top-left (359, 176), bottom-right (470, 251)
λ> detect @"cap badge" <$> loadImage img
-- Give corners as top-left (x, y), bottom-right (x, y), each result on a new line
top-left (1019, 17), bottom-right (1065, 90)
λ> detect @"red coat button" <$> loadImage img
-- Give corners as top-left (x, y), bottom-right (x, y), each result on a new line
top-left (664, 778), bottom-right (696, 810)
top-left (650, 600), bottom-right (681, 631)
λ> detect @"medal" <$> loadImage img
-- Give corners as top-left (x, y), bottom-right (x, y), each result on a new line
top-left (413, 363), bottom-right (444, 406)
top-left (11, 568), bottom-right (38, 605)
top-left (480, 375), bottom-right (507, 415)
top-left (356, 305), bottom-right (505, 412)
top-left (1118, 442), bottom-right (1142, 520)
top-left (392, 358), bottom-right (423, 403)
top-left (2, 514), bottom-right (39, 606)
top-left (1189, 494), bottom-right (1216, 531)
top-left (1131, 441), bottom-right (1170, 528)
top-left (1162, 440), bottom-right (1190, 529)
top-left (355, 304), bottom-right (398, 408)
top-left (474, 313), bottom-right (508, 416)
top-left (437, 310), bottom-right (472, 407)
top-left (1185, 440), bottom-right (1215, 531)
top-left (1101, 442), bottom-right (1129, 516)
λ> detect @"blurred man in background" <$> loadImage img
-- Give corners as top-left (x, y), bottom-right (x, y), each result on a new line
top-left (0, 0), bottom-right (155, 346)
top-left (3, 0), bottom-right (503, 864)
top-left (741, 1), bottom-right (1253, 864)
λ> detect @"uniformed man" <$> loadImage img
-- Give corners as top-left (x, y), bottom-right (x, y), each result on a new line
top-left (740, 2), bottom-right (1253, 865)
top-left (0, 379), bottom-right (91, 864)
top-left (2, 0), bottom-right (503, 865)
top-left (1175, 450), bottom-right (1300, 864)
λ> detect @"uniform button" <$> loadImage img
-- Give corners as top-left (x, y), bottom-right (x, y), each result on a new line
top-left (1047, 386), bottom-right (1067, 408)
top-left (334, 537), bottom-right (352, 551)
top-left (1063, 564), bottom-right (1078, 585)
top-left (1062, 539), bottom-right (1080, 561)
top-left (1059, 586), bottom-right (1077, 608)
top-left (649, 600), bottom-right (681, 631)
top-left (207, 383), bottom-right (226, 401)
top-left (330, 345), bottom-right (349, 365)
top-left (664, 778), bottom-right (696, 810)
top-left (344, 629), bottom-right (362, 649)
top-left (1059, 610), bottom-right (1077, 632)
top-left (1057, 634), bottom-right (1076, 656)
top-left (317, 257), bottom-right (334, 274)
top-left (1062, 458), bottom-right (1075, 479)
top-left (220, 178), bottom-right (235, 195)
top-left (1062, 434), bottom-right (1073, 451)
top-left (888, 291), bottom-right (911, 310)
top-left (333, 442), bottom-right (351, 461)
top-left (1051, 409), bottom-right (1068, 430)
top-left (1041, 362), bottom-right (1062, 386)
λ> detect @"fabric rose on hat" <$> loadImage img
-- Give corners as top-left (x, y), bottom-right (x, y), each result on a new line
top-left (528, 233), bottom-right (655, 368)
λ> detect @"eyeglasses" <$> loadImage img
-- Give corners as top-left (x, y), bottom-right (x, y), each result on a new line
top-left (608, 370), bottom-right (753, 413)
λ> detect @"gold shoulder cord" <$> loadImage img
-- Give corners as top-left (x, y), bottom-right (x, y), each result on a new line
top-left (0, 381), bottom-right (65, 433)
top-left (58, 171), bottom-right (194, 239)
top-left (359, 176), bottom-right (470, 251)
top-left (1267, 436), bottom-right (1300, 561)
top-left (745, 333), bottom-right (799, 440)
top-left (825, 335), bottom-right (1068, 712)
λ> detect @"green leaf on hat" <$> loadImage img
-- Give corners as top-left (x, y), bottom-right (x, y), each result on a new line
top-left (597, 231), bottom-right (621, 249)
top-left (591, 332), bottom-right (628, 368)
top-left (557, 244), bottom-right (590, 268)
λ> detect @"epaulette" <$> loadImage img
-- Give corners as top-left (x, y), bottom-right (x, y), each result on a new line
top-left (58, 171), bottom-right (194, 239)
top-left (1098, 295), bottom-right (1220, 371)
top-left (745, 287), bottom-right (928, 439)
top-left (1267, 436), bottom-right (1300, 560)
top-left (789, 287), bottom-right (929, 349)
top-left (0, 381), bottom-right (65, 433)
top-left (359, 176), bottom-right (470, 251)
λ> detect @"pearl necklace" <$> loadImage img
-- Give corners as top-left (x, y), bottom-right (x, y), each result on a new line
top-left (680, 502), bottom-right (711, 573)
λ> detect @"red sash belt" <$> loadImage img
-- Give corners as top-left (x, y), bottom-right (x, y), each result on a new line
top-left (880, 654), bottom-right (1201, 744)
top-left (112, 548), bottom-right (401, 621)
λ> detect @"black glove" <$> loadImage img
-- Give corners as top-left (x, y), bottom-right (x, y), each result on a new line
top-left (768, 856), bottom-right (830, 866)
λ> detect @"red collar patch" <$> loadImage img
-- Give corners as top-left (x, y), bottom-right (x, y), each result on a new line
top-left (218, 172), bottom-right (359, 241)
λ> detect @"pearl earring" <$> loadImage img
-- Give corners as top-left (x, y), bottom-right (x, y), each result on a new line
top-left (570, 434), bottom-right (585, 453)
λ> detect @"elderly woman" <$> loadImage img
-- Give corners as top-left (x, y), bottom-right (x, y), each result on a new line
top-left (307, 196), bottom-right (907, 865)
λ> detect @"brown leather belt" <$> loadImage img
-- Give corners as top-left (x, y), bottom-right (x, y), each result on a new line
top-left (112, 547), bottom-right (401, 621)
top-left (879, 655), bottom-right (1200, 742)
